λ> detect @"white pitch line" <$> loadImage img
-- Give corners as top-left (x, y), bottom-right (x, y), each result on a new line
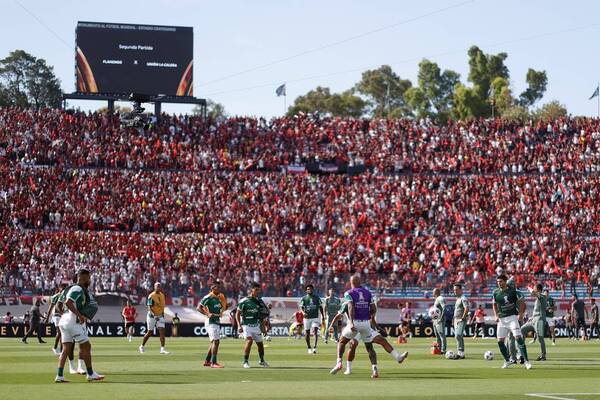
top-left (526, 394), bottom-right (600, 400)
top-left (526, 395), bottom-right (576, 400)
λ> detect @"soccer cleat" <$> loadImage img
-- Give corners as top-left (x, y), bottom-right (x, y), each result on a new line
top-left (330, 362), bottom-right (343, 375)
top-left (371, 368), bottom-right (379, 379)
top-left (536, 355), bottom-right (546, 361)
top-left (76, 368), bottom-right (86, 375)
top-left (243, 362), bottom-right (251, 369)
top-left (159, 349), bottom-right (170, 355)
top-left (210, 363), bottom-right (224, 368)
top-left (21, 338), bottom-right (27, 344)
top-left (528, 339), bottom-right (536, 344)
top-left (501, 361), bottom-right (512, 369)
top-left (128, 337), bottom-right (132, 343)
top-left (519, 356), bottom-right (525, 365)
top-left (87, 372), bottom-right (105, 381)
top-left (312, 348), bottom-right (318, 354)
top-left (39, 339), bottom-right (47, 344)
top-left (343, 369), bottom-right (352, 375)
top-left (525, 361), bottom-right (533, 370)
top-left (52, 348), bottom-right (61, 356)
top-left (138, 345), bottom-right (145, 354)
top-left (398, 351), bottom-right (409, 364)
top-left (203, 360), bottom-right (212, 367)
top-left (324, 339), bottom-right (328, 344)
top-left (69, 368), bottom-right (78, 375)
top-left (54, 376), bottom-right (69, 383)
top-left (259, 361), bottom-right (270, 368)
top-left (307, 348), bottom-right (313, 354)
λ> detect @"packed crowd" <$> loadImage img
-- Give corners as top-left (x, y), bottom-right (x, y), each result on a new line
top-left (1, 166), bottom-right (598, 237)
top-left (1, 107), bottom-right (599, 174)
top-left (0, 229), bottom-right (598, 298)
top-left (0, 107), bottom-right (599, 298)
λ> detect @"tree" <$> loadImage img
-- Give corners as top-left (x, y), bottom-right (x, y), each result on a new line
top-left (533, 100), bottom-right (567, 121)
top-left (490, 77), bottom-right (513, 115)
top-left (354, 65), bottom-right (412, 117)
top-left (467, 46), bottom-right (509, 101)
top-left (287, 86), bottom-right (366, 117)
top-left (518, 68), bottom-right (547, 108)
top-left (405, 59), bottom-right (460, 121)
top-left (451, 46), bottom-right (511, 118)
top-left (0, 50), bottom-right (62, 108)
top-left (0, 83), bottom-right (8, 107)
top-left (452, 83), bottom-right (482, 120)
top-left (192, 99), bottom-right (227, 119)
top-left (501, 105), bottom-right (530, 122)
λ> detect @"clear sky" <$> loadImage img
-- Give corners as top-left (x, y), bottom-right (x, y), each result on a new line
top-left (2, 0), bottom-right (599, 117)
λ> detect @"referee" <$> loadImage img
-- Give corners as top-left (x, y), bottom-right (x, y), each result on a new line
top-left (22, 299), bottom-right (46, 344)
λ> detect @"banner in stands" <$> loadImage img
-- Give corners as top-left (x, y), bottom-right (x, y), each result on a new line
top-left (0, 322), bottom-right (588, 339)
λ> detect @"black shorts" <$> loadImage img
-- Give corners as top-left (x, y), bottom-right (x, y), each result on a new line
top-left (125, 322), bottom-right (135, 329)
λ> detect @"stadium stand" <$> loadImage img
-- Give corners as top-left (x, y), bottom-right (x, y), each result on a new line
top-left (0, 108), bottom-right (599, 299)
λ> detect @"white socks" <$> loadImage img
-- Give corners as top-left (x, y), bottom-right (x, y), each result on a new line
top-left (346, 361), bottom-right (352, 371)
top-left (78, 359), bottom-right (85, 370)
top-left (68, 360), bottom-right (76, 370)
top-left (336, 357), bottom-right (342, 364)
top-left (160, 347), bottom-right (165, 352)
top-left (390, 350), bottom-right (402, 362)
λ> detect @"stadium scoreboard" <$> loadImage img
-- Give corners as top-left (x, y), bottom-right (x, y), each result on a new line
top-left (75, 21), bottom-right (193, 96)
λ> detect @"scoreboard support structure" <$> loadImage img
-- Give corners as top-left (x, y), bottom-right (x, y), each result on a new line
top-left (62, 92), bottom-right (207, 121)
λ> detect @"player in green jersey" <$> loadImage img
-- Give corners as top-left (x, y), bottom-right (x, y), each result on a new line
top-left (521, 284), bottom-right (548, 360)
top-left (452, 284), bottom-right (469, 359)
top-left (544, 289), bottom-right (557, 345)
top-left (324, 288), bottom-right (341, 344)
top-left (235, 282), bottom-right (269, 368)
top-left (492, 275), bottom-right (532, 370)
top-left (299, 284), bottom-right (325, 354)
top-left (55, 269), bottom-right (104, 383)
top-left (432, 288), bottom-right (447, 354)
top-left (198, 281), bottom-right (224, 368)
top-left (45, 283), bottom-right (69, 355)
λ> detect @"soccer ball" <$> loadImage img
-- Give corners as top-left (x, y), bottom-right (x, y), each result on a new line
top-left (428, 307), bottom-right (441, 320)
top-left (484, 351), bottom-right (494, 361)
top-left (445, 350), bottom-right (456, 359)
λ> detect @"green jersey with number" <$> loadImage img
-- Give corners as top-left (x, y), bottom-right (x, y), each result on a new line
top-left (300, 294), bottom-right (322, 319)
top-left (237, 296), bottom-right (261, 326)
top-left (532, 294), bottom-right (547, 319)
top-left (546, 296), bottom-right (555, 318)
top-left (325, 296), bottom-right (341, 316)
top-left (454, 295), bottom-right (468, 320)
top-left (492, 286), bottom-right (523, 318)
top-left (200, 295), bottom-right (223, 325)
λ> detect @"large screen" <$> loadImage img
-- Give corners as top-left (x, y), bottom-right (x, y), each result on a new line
top-left (75, 21), bottom-right (193, 96)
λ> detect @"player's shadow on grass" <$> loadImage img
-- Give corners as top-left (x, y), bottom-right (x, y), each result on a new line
top-left (109, 372), bottom-right (182, 376)
top-left (102, 380), bottom-right (191, 384)
top-left (391, 372), bottom-right (481, 379)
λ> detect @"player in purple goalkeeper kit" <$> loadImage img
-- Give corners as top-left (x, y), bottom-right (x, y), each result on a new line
top-left (330, 275), bottom-right (407, 378)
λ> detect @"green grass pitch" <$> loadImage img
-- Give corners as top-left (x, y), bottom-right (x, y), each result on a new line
top-left (1, 336), bottom-right (600, 400)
